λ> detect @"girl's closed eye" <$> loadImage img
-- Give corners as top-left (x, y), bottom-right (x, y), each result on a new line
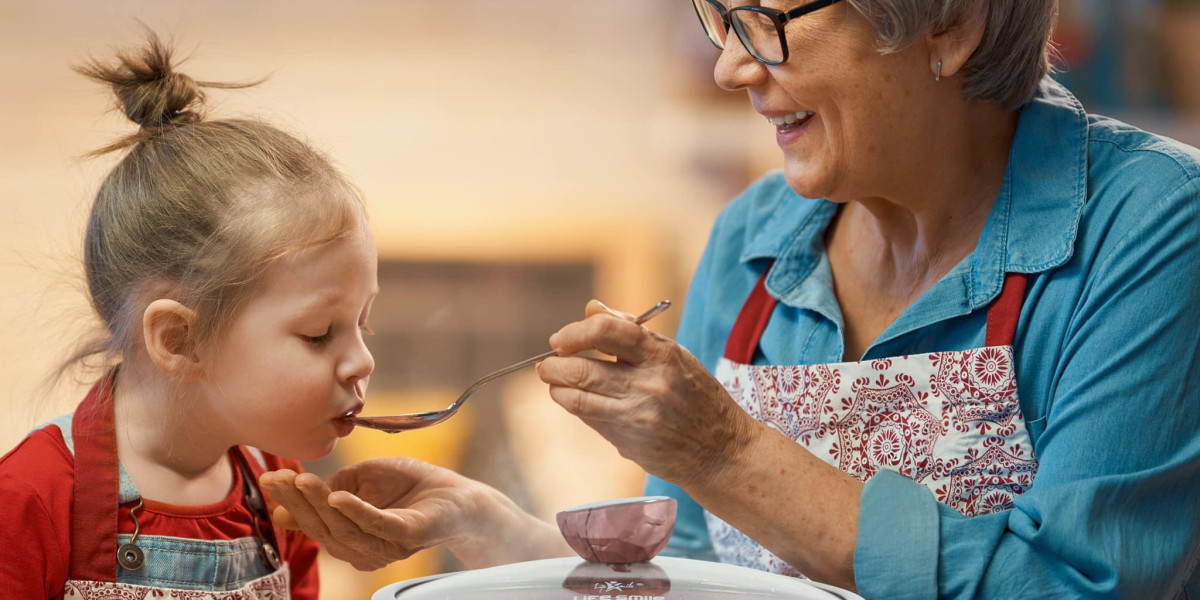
top-left (302, 328), bottom-right (332, 346)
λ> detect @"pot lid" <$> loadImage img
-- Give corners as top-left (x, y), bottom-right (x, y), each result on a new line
top-left (374, 555), bottom-right (863, 599)
top-left (373, 496), bottom-right (862, 599)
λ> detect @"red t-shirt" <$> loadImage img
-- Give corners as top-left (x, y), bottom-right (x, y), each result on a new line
top-left (0, 424), bottom-right (320, 599)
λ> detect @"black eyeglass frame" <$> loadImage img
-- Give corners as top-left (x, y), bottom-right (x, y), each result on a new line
top-left (693, 0), bottom-right (845, 65)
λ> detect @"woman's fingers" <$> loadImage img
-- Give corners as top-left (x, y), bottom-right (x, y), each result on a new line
top-left (271, 504), bottom-right (300, 530)
top-left (583, 299), bottom-right (635, 321)
top-left (261, 470), bottom-right (329, 539)
top-left (293, 472), bottom-right (373, 542)
top-left (545, 383), bottom-right (630, 422)
top-left (538, 355), bottom-right (632, 398)
top-left (549, 315), bottom-right (660, 364)
top-left (328, 491), bottom-right (433, 548)
top-left (264, 460), bottom-right (493, 572)
top-left (262, 470), bottom-right (368, 563)
top-left (328, 457), bottom-right (425, 503)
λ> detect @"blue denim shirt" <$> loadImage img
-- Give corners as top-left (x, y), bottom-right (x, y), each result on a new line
top-left (646, 78), bottom-right (1200, 598)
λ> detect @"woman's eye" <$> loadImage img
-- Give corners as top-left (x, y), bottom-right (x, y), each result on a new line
top-left (360, 322), bottom-right (375, 336)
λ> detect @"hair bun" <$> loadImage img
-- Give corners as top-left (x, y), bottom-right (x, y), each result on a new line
top-left (124, 69), bottom-right (203, 129)
top-left (77, 31), bottom-right (204, 130)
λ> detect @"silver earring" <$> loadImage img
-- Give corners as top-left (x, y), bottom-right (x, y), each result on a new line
top-left (935, 60), bottom-right (942, 82)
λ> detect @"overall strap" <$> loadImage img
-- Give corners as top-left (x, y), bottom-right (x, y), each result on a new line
top-left (722, 262), bottom-right (1029, 363)
top-left (234, 446), bottom-right (287, 564)
top-left (69, 371), bottom-right (120, 582)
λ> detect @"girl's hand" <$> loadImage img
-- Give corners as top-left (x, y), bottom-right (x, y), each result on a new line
top-left (260, 457), bottom-right (566, 571)
top-left (536, 300), bottom-right (760, 490)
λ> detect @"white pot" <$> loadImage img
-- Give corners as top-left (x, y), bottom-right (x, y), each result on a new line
top-left (372, 497), bottom-right (863, 600)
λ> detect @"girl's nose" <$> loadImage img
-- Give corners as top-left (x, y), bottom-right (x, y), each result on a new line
top-left (340, 334), bottom-right (375, 384)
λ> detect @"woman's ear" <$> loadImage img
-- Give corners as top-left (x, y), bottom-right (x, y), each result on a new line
top-left (142, 299), bottom-right (202, 381)
top-left (926, 5), bottom-right (986, 80)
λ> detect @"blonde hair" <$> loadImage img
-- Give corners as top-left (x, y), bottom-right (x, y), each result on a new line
top-left (64, 32), bottom-right (366, 377)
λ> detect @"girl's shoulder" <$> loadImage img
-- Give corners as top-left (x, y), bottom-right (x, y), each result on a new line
top-left (1, 418), bottom-right (76, 487)
top-left (0, 419), bottom-right (77, 526)
top-left (0, 420), bottom-right (75, 594)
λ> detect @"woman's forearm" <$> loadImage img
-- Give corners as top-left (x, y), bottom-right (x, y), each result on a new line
top-left (683, 423), bottom-right (863, 590)
top-left (447, 483), bottom-right (573, 569)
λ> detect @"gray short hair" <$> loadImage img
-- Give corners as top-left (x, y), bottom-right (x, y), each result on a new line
top-left (847, 0), bottom-right (1057, 109)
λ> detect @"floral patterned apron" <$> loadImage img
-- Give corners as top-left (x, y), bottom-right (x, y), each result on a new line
top-left (703, 265), bottom-right (1040, 577)
top-left (62, 373), bottom-right (291, 599)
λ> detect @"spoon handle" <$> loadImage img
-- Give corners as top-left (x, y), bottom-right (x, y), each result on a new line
top-left (456, 300), bottom-right (672, 399)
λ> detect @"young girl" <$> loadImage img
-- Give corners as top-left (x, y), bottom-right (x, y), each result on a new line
top-left (0, 33), bottom-right (377, 598)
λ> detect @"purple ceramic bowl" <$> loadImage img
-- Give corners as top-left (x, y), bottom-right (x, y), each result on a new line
top-left (554, 496), bottom-right (677, 564)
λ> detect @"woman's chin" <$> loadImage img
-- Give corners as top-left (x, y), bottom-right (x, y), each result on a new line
top-left (782, 164), bottom-right (831, 201)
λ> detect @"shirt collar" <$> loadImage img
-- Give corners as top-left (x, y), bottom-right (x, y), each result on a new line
top-left (738, 77), bottom-right (1089, 312)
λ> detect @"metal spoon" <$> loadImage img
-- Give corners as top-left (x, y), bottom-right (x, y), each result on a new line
top-left (348, 300), bottom-right (672, 433)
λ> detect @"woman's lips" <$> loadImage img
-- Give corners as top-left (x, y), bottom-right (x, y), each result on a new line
top-left (775, 113), bottom-right (814, 148)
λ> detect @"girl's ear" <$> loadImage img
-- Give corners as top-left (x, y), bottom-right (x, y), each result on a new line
top-left (142, 299), bottom-right (203, 381)
top-left (926, 5), bottom-right (986, 80)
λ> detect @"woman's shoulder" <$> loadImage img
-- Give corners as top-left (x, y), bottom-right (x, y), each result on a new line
top-left (1085, 114), bottom-right (1200, 199)
top-left (1070, 115), bottom-right (1200, 266)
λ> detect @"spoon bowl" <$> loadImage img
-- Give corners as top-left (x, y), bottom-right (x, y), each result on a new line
top-left (349, 300), bottom-right (671, 433)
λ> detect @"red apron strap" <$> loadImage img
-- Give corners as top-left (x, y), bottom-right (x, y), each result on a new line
top-left (985, 272), bottom-right (1028, 348)
top-left (723, 263), bottom-right (779, 364)
top-left (69, 371), bottom-right (120, 582)
top-left (723, 265), bottom-right (1028, 363)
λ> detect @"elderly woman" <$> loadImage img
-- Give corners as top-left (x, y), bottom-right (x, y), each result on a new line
top-left (262, 0), bottom-right (1200, 596)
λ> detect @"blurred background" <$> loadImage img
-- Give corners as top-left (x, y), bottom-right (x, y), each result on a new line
top-left (1, 1), bottom-right (1198, 597)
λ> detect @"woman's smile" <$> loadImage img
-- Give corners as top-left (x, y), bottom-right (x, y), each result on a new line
top-left (772, 110), bottom-right (816, 147)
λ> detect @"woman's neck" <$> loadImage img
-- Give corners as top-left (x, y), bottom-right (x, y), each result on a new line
top-left (824, 100), bottom-right (1018, 360)
top-left (111, 358), bottom-right (235, 505)
top-left (830, 100), bottom-right (1018, 288)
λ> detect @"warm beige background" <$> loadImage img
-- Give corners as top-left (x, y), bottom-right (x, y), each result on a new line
top-left (6, 1), bottom-right (1199, 597)
top-left (0, 0), bottom-right (774, 596)
top-left (0, 0), bottom-right (778, 432)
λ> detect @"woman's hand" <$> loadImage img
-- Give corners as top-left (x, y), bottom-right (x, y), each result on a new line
top-left (536, 300), bottom-right (760, 490)
top-left (260, 457), bottom-right (568, 571)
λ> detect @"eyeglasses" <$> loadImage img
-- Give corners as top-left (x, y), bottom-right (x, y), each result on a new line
top-left (691, 0), bottom-right (844, 65)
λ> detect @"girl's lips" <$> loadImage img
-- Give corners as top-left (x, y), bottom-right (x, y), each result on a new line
top-left (334, 399), bottom-right (365, 437)
top-left (339, 399), bottom-right (365, 419)
top-left (334, 417), bottom-right (355, 438)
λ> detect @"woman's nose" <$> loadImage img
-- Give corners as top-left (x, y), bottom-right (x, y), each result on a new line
top-left (713, 33), bottom-right (768, 91)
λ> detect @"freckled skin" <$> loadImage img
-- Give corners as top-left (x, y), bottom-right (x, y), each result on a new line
top-left (715, 4), bottom-right (940, 205)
